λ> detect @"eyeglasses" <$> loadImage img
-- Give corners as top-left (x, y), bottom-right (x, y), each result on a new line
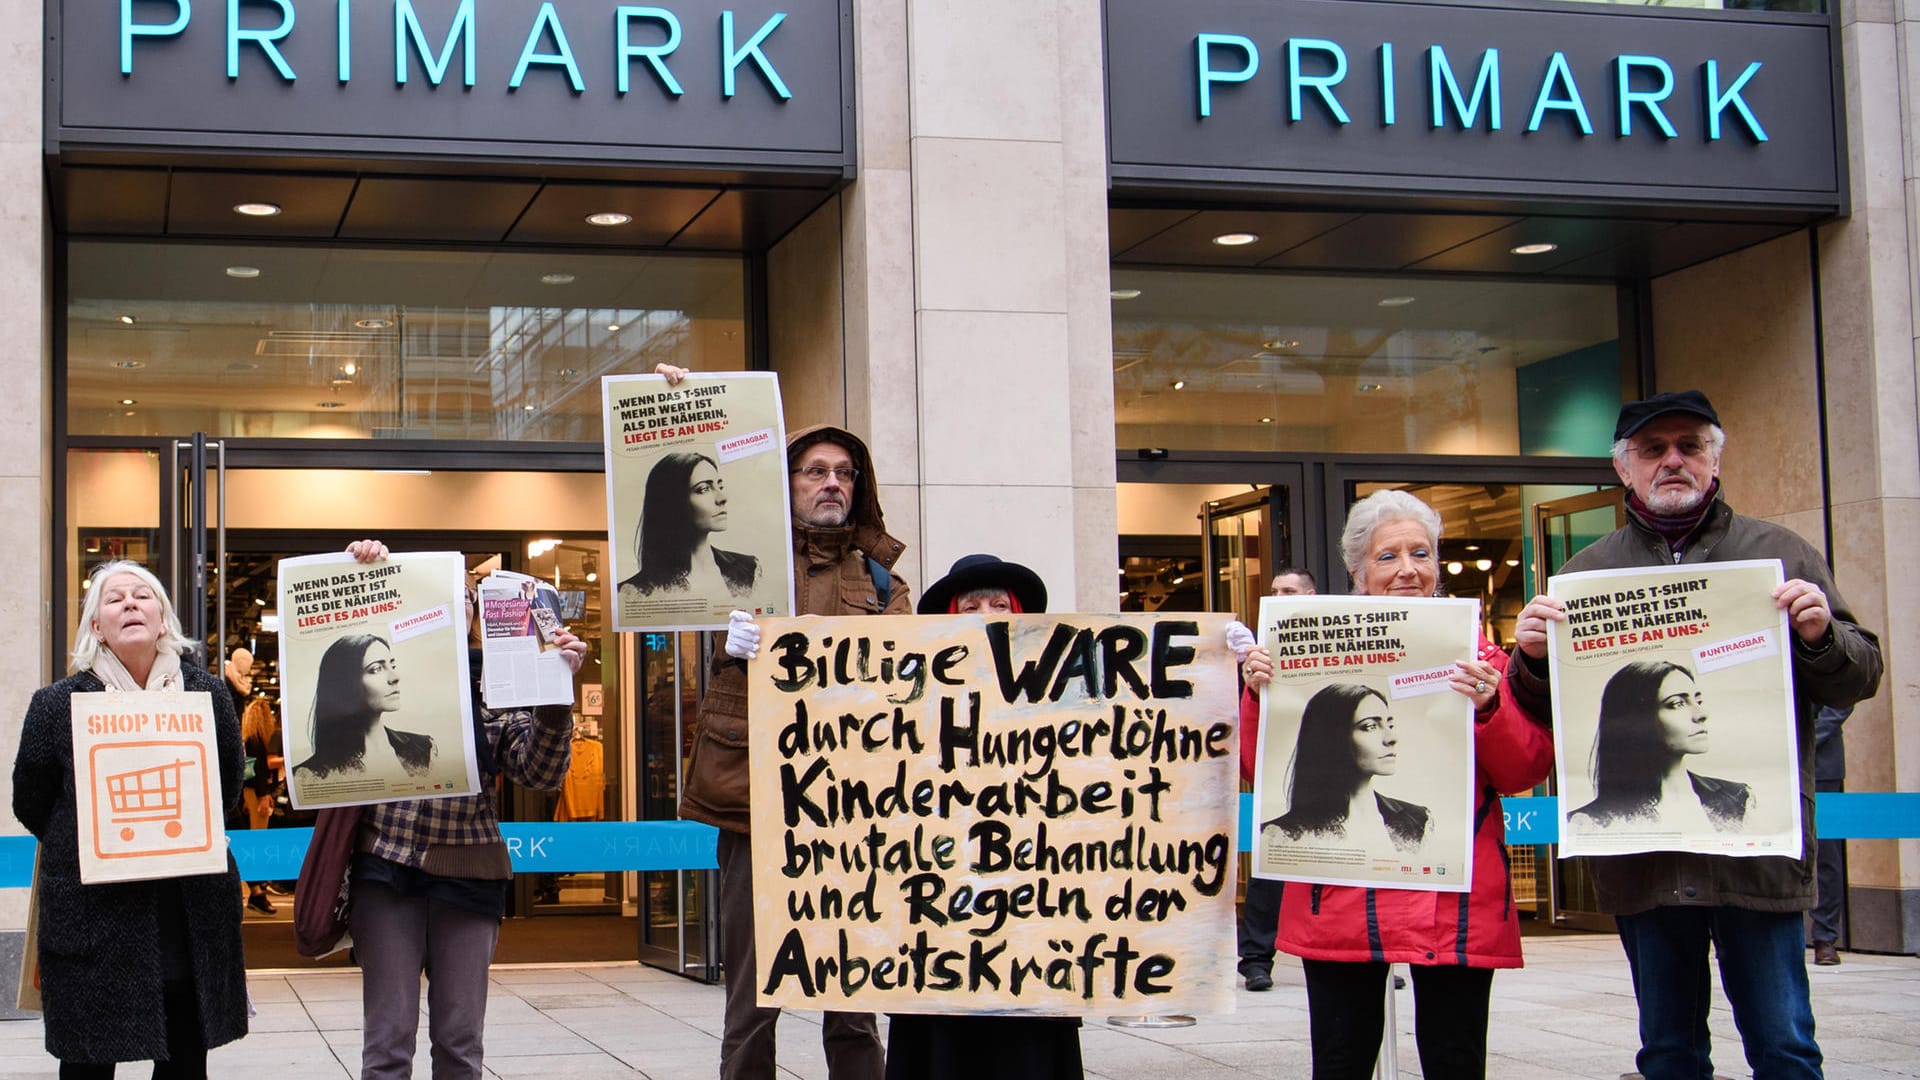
top-left (789, 465), bottom-right (859, 484)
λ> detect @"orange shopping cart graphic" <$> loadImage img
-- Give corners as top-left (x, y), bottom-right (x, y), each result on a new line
top-left (88, 742), bottom-right (215, 860)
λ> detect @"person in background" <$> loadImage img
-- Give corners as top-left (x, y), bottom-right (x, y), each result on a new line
top-left (1511, 390), bottom-right (1881, 1079)
top-left (14, 561), bottom-right (248, 1079)
top-left (240, 694), bottom-right (282, 914)
top-left (1237, 568), bottom-right (1315, 992)
top-left (335, 540), bottom-right (588, 1080)
top-left (1811, 704), bottom-right (1849, 966)
top-left (1242, 491), bottom-right (1554, 1080)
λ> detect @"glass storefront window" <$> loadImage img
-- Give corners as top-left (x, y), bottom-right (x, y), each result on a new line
top-left (1549, 1), bottom-right (1823, 11)
top-left (1111, 269), bottom-right (1626, 456)
top-left (67, 243), bottom-right (747, 441)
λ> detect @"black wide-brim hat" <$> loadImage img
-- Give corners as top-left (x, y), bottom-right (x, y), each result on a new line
top-left (917, 554), bottom-right (1048, 615)
top-left (1614, 389), bottom-right (1720, 441)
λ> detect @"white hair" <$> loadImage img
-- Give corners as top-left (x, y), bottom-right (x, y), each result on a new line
top-left (70, 560), bottom-right (197, 672)
top-left (1340, 489), bottom-right (1443, 593)
top-left (1611, 423), bottom-right (1726, 469)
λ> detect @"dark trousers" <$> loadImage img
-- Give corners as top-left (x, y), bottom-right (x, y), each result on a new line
top-left (57, 980), bottom-right (207, 1080)
top-left (717, 830), bottom-right (885, 1080)
top-left (1811, 778), bottom-right (1846, 945)
top-left (1616, 906), bottom-right (1821, 1080)
top-left (1300, 959), bottom-right (1493, 1080)
top-left (350, 879), bottom-right (502, 1080)
top-left (1236, 878), bottom-right (1283, 976)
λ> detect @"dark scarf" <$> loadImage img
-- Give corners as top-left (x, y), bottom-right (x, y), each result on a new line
top-left (1625, 480), bottom-right (1719, 556)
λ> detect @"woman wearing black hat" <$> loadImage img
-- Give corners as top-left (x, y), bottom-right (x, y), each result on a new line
top-left (884, 553), bottom-right (1082, 1080)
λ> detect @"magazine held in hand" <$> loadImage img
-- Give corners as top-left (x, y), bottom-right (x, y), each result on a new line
top-left (477, 569), bottom-right (577, 709)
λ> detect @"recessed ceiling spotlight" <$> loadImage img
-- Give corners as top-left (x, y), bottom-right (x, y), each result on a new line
top-left (1464, 544), bottom-right (1480, 552)
top-left (118, 398), bottom-right (136, 405)
top-left (585, 211), bottom-right (633, 227)
top-left (1376, 295), bottom-right (1415, 307)
top-left (1447, 561), bottom-right (1466, 575)
top-left (341, 362), bottom-right (357, 376)
top-left (122, 410), bottom-right (136, 417)
top-left (1475, 558), bottom-right (1494, 571)
top-left (1510, 242), bottom-right (1559, 256)
top-left (1109, 288), bottom-right (1143, 300)
top-left (1211, 232), bottom-right (1259, 247)
top-left (112, 359), bottom-right (146, 370)
top-left (606, 323), bottom-right (622, 332)
top-left (118, 314), bottom-right (136, 325)
top-left (233, 202), bottom-right (282, 217)
top-left (316, 400), bottom-right (345, 408)
top-left (540, 272), bottom-right (576, 285)
top-left (225, 265), bottom-right (261, 279)
top-left (1357, 382), bottom-right (1385, 392)
top-left (1259, 416), bottom-right (1274, 424)
top-left (1171, 380), bottom-right (1186, 390)
top-left (354, 318), bottom-right (393, 330)
top-left (1262, 339), bottom-right (1300, 350)
top-left (1505, 559), bottom-right (1521, 567)
top-left (523, 404), bottom-right (537, 412)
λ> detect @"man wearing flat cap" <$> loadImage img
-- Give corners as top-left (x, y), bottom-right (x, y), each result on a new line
top-left (1507, 391), bottom-right (1881, 1079)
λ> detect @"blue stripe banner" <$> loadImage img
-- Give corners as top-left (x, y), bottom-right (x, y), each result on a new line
top-left (2, 795), bottom-right (1917, 886)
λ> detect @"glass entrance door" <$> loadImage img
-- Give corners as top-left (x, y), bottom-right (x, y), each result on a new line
top-left (1533, 487), bottom-right (1628, 931)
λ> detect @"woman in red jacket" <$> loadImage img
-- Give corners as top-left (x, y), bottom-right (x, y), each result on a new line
top-left (1241, 489), bottom-right (1554, 1080)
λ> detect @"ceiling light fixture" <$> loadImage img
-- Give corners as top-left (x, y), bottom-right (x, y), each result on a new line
top-left (354, 318), bottom-right (394, 330)
top-left (558, 368), bottom-right (579, 377)
top-left (1262, 339), bottom-right (1300, 350)
top-left (1259, 416), bottom-right (1274, 424)
top-left (1377, 295), bottom-right (1415, 307)
top-left (586, 211), bottom-right (634, 227)
top-left (226, 265), bottom-right (261, 279)
top-left (342, 362), bottom-right (357, 376)
top-left (1446, 561), bottom-right (1465, 575)
top-left (1211, 232), bottom-right (1259, 247)
top-left (112, 359), bottom-right (146, 370)
top-left (1505, 559), bottom-right (1520, 567)
top-left (1475, 559), bottom-right (1493, 571)
top-left (1170, 575), bottom-right (1185, 586)
top-left (606, 323), bottom-right (622, 332)
top-left (1172, 380), bottom-right (1186, 390)
top-left (1357, 382), bottom-right (1384, 392)
top-left (523, 404), bottom-right (536, 412)
top-left (316, 400), bottom-right (345, 408)
top-left (1464, 544), bottom-right (1480, 552)
top-left (540, 272), bottom-right (576, 285)
top-left (1109, 288), bottom-right (1142, 300)
top-left (233, 202), bottom-right (282, 217)
top-left (118, 398), bottom-right (136, 406)
top-left (118, 314), bottom-right (136, 325)
top-left (1510, 242), bottom-right (1559, 256)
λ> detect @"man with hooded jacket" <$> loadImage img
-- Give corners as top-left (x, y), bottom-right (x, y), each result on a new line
top-left (680, 421), bottom-right (910, 1080)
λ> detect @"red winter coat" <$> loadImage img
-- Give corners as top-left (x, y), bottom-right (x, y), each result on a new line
top-left (1240, 637), bottom-right (1553, 969)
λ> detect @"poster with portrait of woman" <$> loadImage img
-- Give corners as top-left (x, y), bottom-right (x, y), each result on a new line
top-left (1251, 596), bottom-right (1480, 892)
top-left (1548, 560), bottom-right (1800, 859)
top-left (277, 551), bottom-right (478, 810)
top-left (602, 371), bottom-right (794, 633)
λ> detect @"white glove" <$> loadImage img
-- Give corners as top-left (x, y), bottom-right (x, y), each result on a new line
top-left (725, 609), bottom-right (761, 660)
top-left (1225, 620), bottom-right (1256, 661)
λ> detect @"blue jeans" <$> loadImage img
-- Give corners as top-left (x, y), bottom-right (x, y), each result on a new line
top-left (1616, 907), bottom-right (1823, 1080)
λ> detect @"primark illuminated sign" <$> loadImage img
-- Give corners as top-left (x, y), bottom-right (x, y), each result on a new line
top-left (1106, 0), bottom-right (1841, 214)
top-left (52, 0), bottom-right (853, 171)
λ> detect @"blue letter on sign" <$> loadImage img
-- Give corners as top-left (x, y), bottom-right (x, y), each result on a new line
top-left (1430, 45), bottom-right (1500, 131)
top-left (1288, 38), bottom-right (1350, 125)
top-left (617, 6), bottom-right (685, 96)
top-left (1704, 60), bottom-right (1767, 142)
top-left (122, 0), bottom-right (191, 75)
top-left (511, 2), bottom-right (585, 91)
top-left (1195, 33), bottom-right (1258, 119)
top-left (1528, 51), bottom-right (1591, 135)
top-left (722, 10), bottom-right (792, 100)
top-left (228, 0), bottom-right (295, 81)
top-left (396, 0), bottom-right (476, 87)
top-left (1616, 55), bottom-right (1676, 138)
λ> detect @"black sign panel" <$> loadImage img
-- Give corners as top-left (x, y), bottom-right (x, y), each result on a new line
top-left (1105, 0), bottom-right (1841, 215)
top-left (52, 0), bottom-right (852, 174)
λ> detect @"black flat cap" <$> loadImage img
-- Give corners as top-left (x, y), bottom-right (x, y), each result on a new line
top-left (918, 554), bottom-right (1047, 615)
top-left (1614, 390), bottom-right (1720, 441)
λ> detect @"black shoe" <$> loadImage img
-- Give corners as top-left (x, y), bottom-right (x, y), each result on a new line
top-left (247, 893), bottom-right (276, 915)
top-left (1245, 971), bottom-right (1273, 992)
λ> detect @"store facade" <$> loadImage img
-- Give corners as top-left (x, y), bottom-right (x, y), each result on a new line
top-left (2, 0), bottom-right (1916, 977)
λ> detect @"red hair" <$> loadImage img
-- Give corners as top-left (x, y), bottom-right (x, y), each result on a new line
top-left (948, 593), bottom-right (1023, 614)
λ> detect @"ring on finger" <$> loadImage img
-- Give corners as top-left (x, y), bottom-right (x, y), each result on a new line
top-left (1474, 680), bottom-right (1488, 694)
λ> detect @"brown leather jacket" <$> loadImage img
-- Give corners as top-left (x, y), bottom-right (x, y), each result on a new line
top-left (1509, 494), bottom-right (1881, 916)
top-left (678, 424), bottom-right (912, 833)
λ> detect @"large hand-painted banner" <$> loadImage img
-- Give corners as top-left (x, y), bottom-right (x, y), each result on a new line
top-left (71, 690), bottom-right (226, 884)
top-left (747, 613), bottom-right (1239, 1015)
top-left (1549, 560), bottom-right (1800, 859)
top-left (1251, 596), bottom-right (1479, 892)
top-left (602, 372), bottom-right (794, 633)
top-left (278, 551), bottom-right (477, 810)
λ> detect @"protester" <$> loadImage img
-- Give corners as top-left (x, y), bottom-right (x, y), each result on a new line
top-left (1237, 568), bottom-right (1314, 992)
top-left (1510, 390), bottom-right (1881, 1079)
top-left (13, 561), bottom-right (249, 1078)
top-left (677, 359), bottom-right (906, 1078)
top-left (333, 540), bottom-right (588, 1080)
top-left (1241, 490), bottom-right (1553, 1079)
top-left (880, 553), bottom-right (1085, 1080)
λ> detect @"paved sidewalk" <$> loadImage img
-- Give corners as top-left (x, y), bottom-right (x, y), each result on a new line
top-left (0, 936), bottom-right (1914, 1079)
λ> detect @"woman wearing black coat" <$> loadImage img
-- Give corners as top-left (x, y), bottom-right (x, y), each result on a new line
top-left (13, 560), bottom-right (248, 1078)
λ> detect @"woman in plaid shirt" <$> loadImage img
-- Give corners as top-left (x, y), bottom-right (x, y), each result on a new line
top-left (341, 540), bottom-right (588, 1080)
